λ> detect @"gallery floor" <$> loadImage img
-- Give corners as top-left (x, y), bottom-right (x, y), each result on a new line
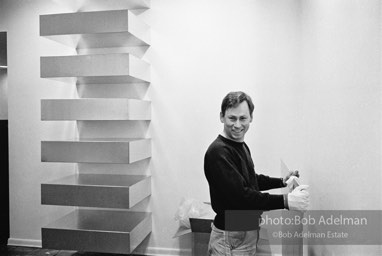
top-left (0, 246), bottom-right (143, 256)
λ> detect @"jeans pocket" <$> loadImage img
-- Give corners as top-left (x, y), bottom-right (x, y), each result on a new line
top-left (226, 231), bottom-right (246, 249)
top-left (208, 228), bottom-right (228, 255)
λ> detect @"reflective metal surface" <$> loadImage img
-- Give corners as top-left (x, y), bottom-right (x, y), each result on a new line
top-left (42, 174), bottom-right (151, 209)
top-left (41, 138), bottom-right (151, 163)
top-left (42, 209), bottom-right (152, 254)
top-left (40, 9), bottom-right (150, 48)
top-left (41, 54), bottom-right (150, 83)
top-left (41, 99), bottom-right (151, 121)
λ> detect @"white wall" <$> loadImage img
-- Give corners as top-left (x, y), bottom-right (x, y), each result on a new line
top-left (0, 0), bottom-right (78, 246)
top-left (301, 0), bottom-right (381, 210)
top-left (300, 1), bottom-right (381, 255)
top-left (1, 0), bottom-right (381, 255)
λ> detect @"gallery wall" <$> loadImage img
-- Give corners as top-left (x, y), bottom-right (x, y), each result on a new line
top-left (0, 0), bottom-right (380, 255)
top-left (0, 0), bottom-right (78, 248)
top-left (299, 1), bottom-right (381, 254)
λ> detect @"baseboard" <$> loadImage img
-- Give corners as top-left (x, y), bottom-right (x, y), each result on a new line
top-left (7, 239), bottom-right (191, 256)
top-left (8, 238), bottom-right (42, 248)
top-left (6, 239), bottom-right (277, 256)
top-left (133, 247), bottom-right (280, 256)
top-left (133, 247), bottom-right (192, 256)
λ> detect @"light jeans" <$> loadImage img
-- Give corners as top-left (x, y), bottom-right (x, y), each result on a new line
top-left (207, 223), bottom-right (259, 256)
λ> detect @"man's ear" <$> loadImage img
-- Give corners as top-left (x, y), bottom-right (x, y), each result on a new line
top-left (220, 112), bottom-right (224, 123)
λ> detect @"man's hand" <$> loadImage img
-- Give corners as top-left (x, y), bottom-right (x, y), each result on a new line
top-left (287, 185), bottom-right (310, 212)
top-left (286, 176), bottom-right (300, 192)
top-left (283, 170), bottom-right (299, 186)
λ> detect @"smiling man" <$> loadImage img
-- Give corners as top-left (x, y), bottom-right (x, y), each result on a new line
top-left (204, 91), bottom-right (309, 255)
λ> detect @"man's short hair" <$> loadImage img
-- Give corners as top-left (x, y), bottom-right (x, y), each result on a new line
top-left (221, 91), bottom-right (255, 117)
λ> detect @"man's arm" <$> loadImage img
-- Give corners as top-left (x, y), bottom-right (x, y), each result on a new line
top-left (205, 146), bottom-right (286, 211)
top-left (256, 174), bottom-right (286, 191)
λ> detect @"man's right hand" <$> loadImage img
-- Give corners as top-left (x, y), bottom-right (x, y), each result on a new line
top-left (287, 185), bottom-right (310, 212)
top-left (286, 176), bottom-right (300, 192)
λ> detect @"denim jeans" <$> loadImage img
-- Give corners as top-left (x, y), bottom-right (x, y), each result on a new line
top-left (207, 223), bottom-right (259, 256)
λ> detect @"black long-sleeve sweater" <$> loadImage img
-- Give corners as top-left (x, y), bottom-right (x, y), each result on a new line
top-left (204, 135), bottom-right (286, 230)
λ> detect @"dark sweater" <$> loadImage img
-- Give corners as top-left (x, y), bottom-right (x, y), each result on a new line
top-left (204, 135), bottom-right (285, 230)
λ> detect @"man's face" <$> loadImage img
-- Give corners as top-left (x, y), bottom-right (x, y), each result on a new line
top-left (220, 101), bottom-right (253, 142)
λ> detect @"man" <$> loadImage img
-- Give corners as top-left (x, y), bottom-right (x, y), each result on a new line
top-left (204, 91), bottom-right (309, 255)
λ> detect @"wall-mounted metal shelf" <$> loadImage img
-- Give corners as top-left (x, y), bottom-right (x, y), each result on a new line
top-left (40, 9), bottom-right (150, 48)
top-left (42, 174), bottom-right (151, 209)
top-left (42, 209), bottom-right (152, 254)
top-left (41, 99), bottom-right (151, 121)
top-left (40, 5), bottom-right (152, 254)
top-left (41, 138), bottom-right (151, 164)
top-left (41, 53), bottom-right (150, 84)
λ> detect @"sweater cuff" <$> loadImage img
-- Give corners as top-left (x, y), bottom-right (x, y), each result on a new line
top-left (281, 177), bottom-right (287, 187)
top-left (283, 194), bottom-right (289, 210)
